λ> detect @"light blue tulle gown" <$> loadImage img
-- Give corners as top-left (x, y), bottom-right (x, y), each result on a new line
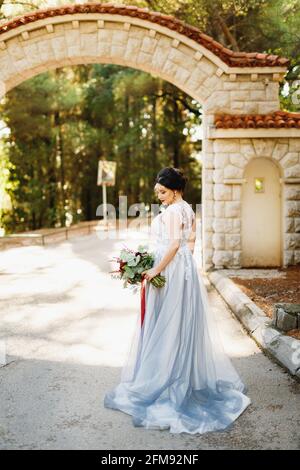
top-left (104, 200), bottom-right (251, 434)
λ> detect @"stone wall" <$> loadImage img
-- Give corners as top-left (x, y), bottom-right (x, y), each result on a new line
top-left (202, 136), bottom-right (300, 269)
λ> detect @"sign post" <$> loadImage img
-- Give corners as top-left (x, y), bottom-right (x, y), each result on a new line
top-left (102, 183), bottom-right (107, 224)
top-left (97, 160), bottom-right (117, 229)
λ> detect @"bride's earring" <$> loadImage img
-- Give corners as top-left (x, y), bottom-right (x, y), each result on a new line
top-left (173, 191), bottom-right (177, 202)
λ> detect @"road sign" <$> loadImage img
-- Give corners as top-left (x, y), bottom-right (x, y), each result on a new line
top-left (97, 160), bottom-right (116, 186)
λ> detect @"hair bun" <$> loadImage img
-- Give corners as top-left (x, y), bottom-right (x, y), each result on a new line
top-left (155, 167), bottom-right (188, 191)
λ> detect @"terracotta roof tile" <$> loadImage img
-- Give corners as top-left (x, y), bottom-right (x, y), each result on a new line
top-left (0, 2), bottom-right (290, 68)
top-left (214, 111), bottom-right (300, 129)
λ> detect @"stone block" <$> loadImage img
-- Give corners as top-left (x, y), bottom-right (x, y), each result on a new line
top-left (199, 57), bottom-right (216, 76)
top-left (225, 234), bottom-right (241, 250)
top-left (212, 233), bottom-right (225, 250)
top-left (285, 217), bottom-right (294, 232)
top-left (289, 140), bottom-right (300, 152)
top-left (266, 82), bottom-right (279, 101)
top-left (281, 152), bottom-right (299, 169)
top-left (214, 184), bottom-right (232, 201)
top-left (124, 37), bottom-right (142, 60)
top-left (224, 165), bottom-right (244, 179)
top-left (239, 81), bottom-right (265, 90)
top-left (267, 335), bottom-right (300, 375)
top-left (225, 201), bottom-right (241, 218)
top-left (258, 101), bottom-right (280, 114)
top-left (141, 36), bottom-right (157, 54)
top-left (151, 46), bottom-right (169, 69)
top-left (212, 250), bottom-right (233, 267)
top-left (250, 90), bottom-right (266, 101)
top-left (7, 38), bottom-right (26, 61)
top-left (223, 81), bottom-right (238, 90)
top-left (213, 140), bottom-right (240, 153)
top-left (285, 234), bottom-right (300, 250)
top-left (214, 201), bottom-right (225, 217)
top-left (51, 36), bottom-right (67, 60)
top-left (213, 169), bottom-right (224, 183)
top-left (80, 33), bottom-right (98, 55)
top-left (214, 153), bottom-right (229, 169)
top-left (203, 153), bottom-right (214, 169)
top-left (79, 21), bottom-right (97, 34)
top-left (252, 138), bottom-right (276, 157)
top-left (240, 143), bottom-right (255, 160)
top-left (232, 185), bottom-right (242, 201)
top-left (229, 153), bottom-right (248, 168)
top-left (185, 66), bottom-right (207, 89)
top-left (230, 90), bottom-right (251, 101)
top-left (112, 30), bottom-right (129, 45)
top-left (285, 186), bottom-right (300, 201)
top-left (23, 41), bottom-right (42, 67)
top-left (272, 303), bottom-right (300, 331)
top-left (204, 91), bottom-right (230, 112)
top-left (284, 164), bottom-right (300, 179)
top-left (294, 250), bottom-right (300, 264)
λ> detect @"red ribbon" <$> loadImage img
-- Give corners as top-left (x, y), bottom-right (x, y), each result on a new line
top-left (141, 277), bottom-right (146, 327)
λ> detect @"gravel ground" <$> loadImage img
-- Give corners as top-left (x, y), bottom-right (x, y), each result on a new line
top-left (220, 266), bottom-right (300, 339)
top-left (0, 230), bottom-right (299, 450)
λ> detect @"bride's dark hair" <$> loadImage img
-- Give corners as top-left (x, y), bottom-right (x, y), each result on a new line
top-left (155, 167), bottom-right (188, 191)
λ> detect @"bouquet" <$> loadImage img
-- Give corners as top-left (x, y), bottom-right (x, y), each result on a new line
top-left (110, 244), bottom-right (166, 293)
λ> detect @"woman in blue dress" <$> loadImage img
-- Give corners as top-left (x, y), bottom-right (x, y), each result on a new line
top-left (104, 167), bottom-right (251, 434)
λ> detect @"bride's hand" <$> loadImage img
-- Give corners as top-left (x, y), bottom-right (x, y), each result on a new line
top-left (142, 268), bottom-right (159, 281)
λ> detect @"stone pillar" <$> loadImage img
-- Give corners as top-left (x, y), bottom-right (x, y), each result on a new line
top-left (201, 75), bottom-right (283, 271)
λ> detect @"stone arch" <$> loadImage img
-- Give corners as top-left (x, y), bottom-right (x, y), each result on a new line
top-left (0, 3), bottom-right (289, 101)
top-left (0, 3), bottom-right (299, 270)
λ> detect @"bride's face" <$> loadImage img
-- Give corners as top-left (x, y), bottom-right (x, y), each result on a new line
top-left (154, 183), bottom-right (174, 205)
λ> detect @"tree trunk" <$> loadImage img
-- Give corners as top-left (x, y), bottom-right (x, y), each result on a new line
top-left (214, 12), bottom-right (240, 51)
top-left (151, 95), bottom-right (158, 181)
top-left (172, 97), bottom-right (180, 168)
top-left (123, 94), bottom-right (132, 204)
top-left (54, 109), bottom-right (66, 227)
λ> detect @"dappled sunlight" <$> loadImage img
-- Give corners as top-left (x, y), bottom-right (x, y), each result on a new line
top-left (0, 235), bottom-right (145, 368)
top-left (0, 231), bottom-right (252, 370)
top-left (97, 223), bottom-right (153, 248)
top-left (7, 312), bottom-right (138, 367)
top-left (209, 307), bottom-right (255, 359)
top-left (222, 337), bottom-right (256, 359)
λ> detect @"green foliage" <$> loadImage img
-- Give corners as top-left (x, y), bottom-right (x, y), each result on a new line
top-left (0, 64), bottom-right (202, 233)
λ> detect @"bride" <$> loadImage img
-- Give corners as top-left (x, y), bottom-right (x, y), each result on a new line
top-left (104, 167), bottom-right (251, 434)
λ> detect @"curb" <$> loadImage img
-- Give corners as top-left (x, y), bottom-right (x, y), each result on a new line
top-left (207, 270), bottom-right (300, 380)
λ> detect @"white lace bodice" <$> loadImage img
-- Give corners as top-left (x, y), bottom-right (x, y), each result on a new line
top-left (151, 200), bottom-right (195, 249)
top-left (150, 200), bottom-right (196, 281)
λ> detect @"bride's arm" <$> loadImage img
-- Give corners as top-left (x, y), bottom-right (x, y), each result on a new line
top-left (143, 210), bottom-right (182, 279)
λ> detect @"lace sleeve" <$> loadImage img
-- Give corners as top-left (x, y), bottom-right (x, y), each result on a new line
top-left (185, 205), bottom-right (195, 231)
top-left (161, 205), bottom-right (183, 242)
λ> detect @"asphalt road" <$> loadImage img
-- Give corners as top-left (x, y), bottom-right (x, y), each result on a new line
top-left (0, 228), bottom-right (299, 450)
